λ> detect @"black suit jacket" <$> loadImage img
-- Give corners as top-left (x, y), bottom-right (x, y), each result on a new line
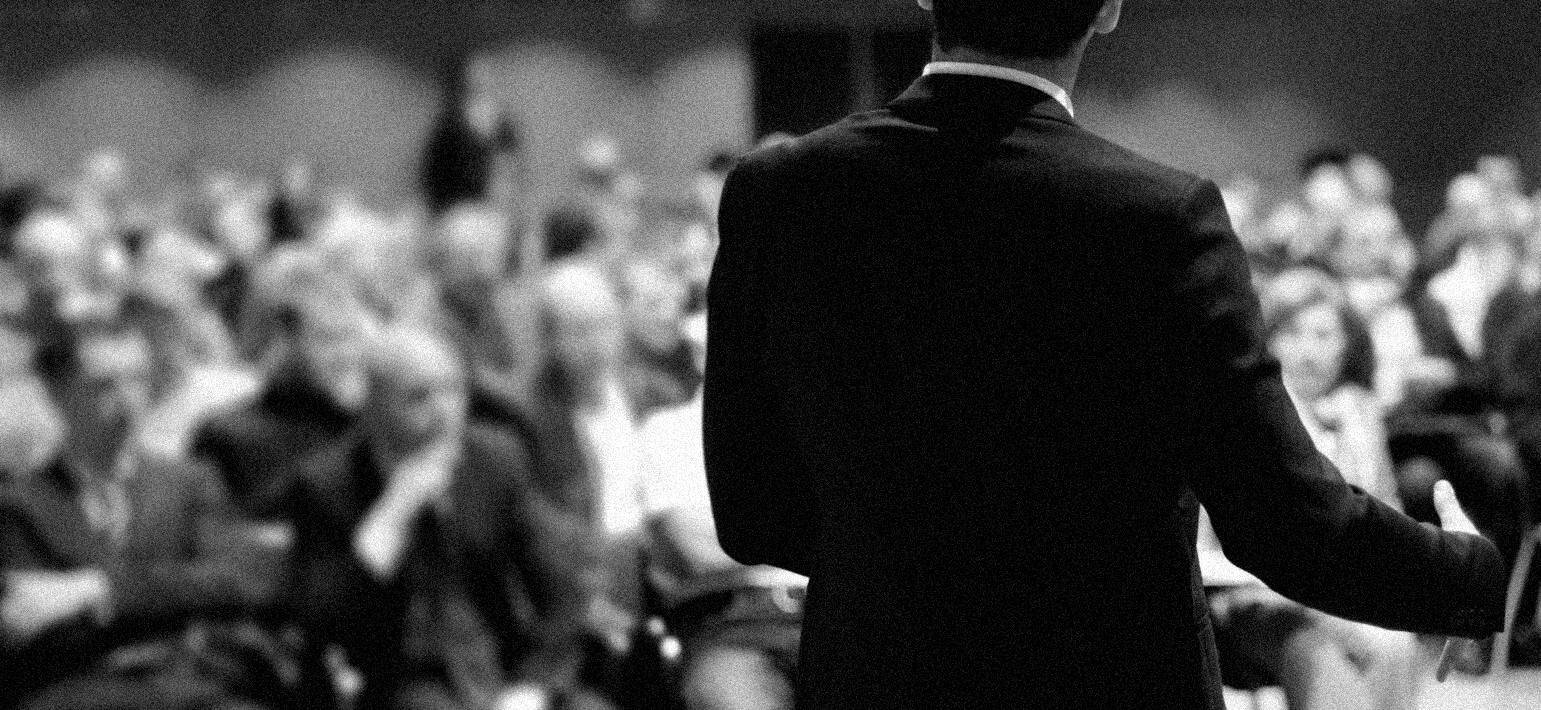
top-left (704, 73), bottom-right (1508, 710)
top-left (0, 456), bottom-right (286, 707)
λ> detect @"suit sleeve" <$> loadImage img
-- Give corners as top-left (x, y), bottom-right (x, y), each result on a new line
top-left (1167, 180), bottom-right (1506, 638)
top-left (702, 159), bottom-right (819, 577)
top-left (105, 462), bottom-right (289, 622)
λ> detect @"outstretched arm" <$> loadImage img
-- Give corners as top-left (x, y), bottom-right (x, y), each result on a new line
top-left (1167, 179), bottom-right (1505, 639)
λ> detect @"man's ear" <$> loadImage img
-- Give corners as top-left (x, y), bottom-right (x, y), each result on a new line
top-left (917, 0), bottom-right (934, 12)
top-left (1093, 0), bottom-right (1123, 35)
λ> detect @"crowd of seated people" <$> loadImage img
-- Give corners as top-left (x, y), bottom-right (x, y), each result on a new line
top-left (3, 62), bottom-right (1541, 710)
top-left (1207, 148), bottom-right (1541, 707)
top-left (0, 56), bottom-right (777, 710)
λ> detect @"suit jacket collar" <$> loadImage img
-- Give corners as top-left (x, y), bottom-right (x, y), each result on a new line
top-left (887, 72), bottom-right (1077, 129)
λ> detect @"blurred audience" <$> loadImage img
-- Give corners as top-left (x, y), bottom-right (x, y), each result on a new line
top-left (640, 313), bottom-right (804, 710)
top-left (1202, 268), bottom-right (1419, 710)
top-left (0, 329), bottom-right (289, 710)
top-left (8, 66), bottom-right (1541, 710)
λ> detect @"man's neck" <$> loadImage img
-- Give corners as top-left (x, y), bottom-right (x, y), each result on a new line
top-left (930, 45), bottom-right (1084, 96)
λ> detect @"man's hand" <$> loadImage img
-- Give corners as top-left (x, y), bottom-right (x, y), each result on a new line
top-left (1432, 480), bottom-right (1486, 681)
top-left (0, 569), bottom-right (109, 647)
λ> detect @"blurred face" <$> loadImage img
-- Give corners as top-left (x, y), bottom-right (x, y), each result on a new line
top-left (1303, 166), bottom-right (1356, 219)
top-left (60, 337), bottom-right (153, 451)
top-left (435, 207), bottom-right (509, 288)
top-left (299, 309), bottom-right (370, 411)
top-left (1331, 208), bottom-right (1401, 279)
top-left (213, 187), bottom-right (273, 263)
top-left (550, 305), bottom-right (624, 381)
top-left (368, 359), bottom-right (465, 452)
top-left (21, 216), bottom-right (127, 327)
top-left (623, 265), bottom-right (687, 352)
top-left (1270, 302), bottom-right (1346, 404)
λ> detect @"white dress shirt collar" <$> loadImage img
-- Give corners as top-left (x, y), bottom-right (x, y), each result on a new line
top-left (922, 61), bottom-right (1075, 117)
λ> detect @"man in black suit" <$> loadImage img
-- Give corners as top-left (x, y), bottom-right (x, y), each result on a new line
top-left (703, 1), bottom-right (1509, 708)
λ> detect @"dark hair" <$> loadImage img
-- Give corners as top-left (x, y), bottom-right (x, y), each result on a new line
top-left (1259, 269), bottom-right (1376, 392)
top-left (1299, 146), bottom-right (1354, 180)
top-left (930, 0), bottom-right (1107, 60)
top-left (543, 205), bottom-right (604, 262)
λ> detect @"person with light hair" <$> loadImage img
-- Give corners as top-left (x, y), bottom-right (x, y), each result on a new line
top-left (350, 322), bottom-right (603, 710)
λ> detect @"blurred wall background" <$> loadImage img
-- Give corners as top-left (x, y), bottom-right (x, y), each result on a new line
top-left (0, 0), bottom-right (1538, 232)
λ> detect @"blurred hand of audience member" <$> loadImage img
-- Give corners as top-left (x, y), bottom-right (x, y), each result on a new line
top-left (0, 569), bottom-right (108, 646)
top-left (353, 431), bottom-right (462, 581)
top-left (1403, 356), bottom-right (1459, 394)
top-left (495, 683), bottom-right (553, 710)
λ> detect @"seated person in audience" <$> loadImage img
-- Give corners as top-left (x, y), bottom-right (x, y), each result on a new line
top-left (1258, 148), bottom-right (1360, 268)
top-left (639, 313), bottom-right (804, 710)
top-left (427, 202), bottom-right (530, 396)
top-left (1320, 205), bottom-right (1421, 411)
top-left (200, 175), bottom-right (275, 343)
top-left (509, 263), bottom-right (661, 705)
top-left (617, 256), bottom-right (699, 420)
top-left (0, 330), bottom-right (290, 710)
top-left (366, 324), bottom-right (605, 710)
top-left (126, 225), bottom-right (261, 460)
top-left (234, 314), bottom-right (461, 709)
top-left (12, 207), bottom-right (129, 344)
top-left (194, 276), bottom-right (372, 516)
top-left (1201, 268), bottom-right (1420, 710)
top-left (1388, 177), bottom-right (1534, 563)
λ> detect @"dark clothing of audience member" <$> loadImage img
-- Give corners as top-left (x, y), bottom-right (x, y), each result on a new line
top-left (0, 456), bottom-right (290, 710)
top-left (1401, 281), bottom-right (1534, 417)
top-left (623, 337), bottom-right (701, 422)
top-left (194, 372), bottom-right (358, 519)
top-left (393, 421), bottom-right (598, 710)
top-left (420, 102), bottom-right (521, 217)
top-left (275, 432), bottom-right (437, 709)
top-left (1386, 280), bottom-right (1537, 563)
top-left (543, 206), bottom-right (605, 264)
top-left (1498, 303), bottom-right (1541, 512)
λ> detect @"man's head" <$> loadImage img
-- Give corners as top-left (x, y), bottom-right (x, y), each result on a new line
top-left (541, 262), bottom-right (625, 384)
top-left (363, 324), bottom-right (467, 454)
top-left (918, 0), bottom-right (1123, 60)
top-left (281, 279), bottom-right (374, 412)
top-left (38, 330), bottom-right (153, 460)
top-left (16, 209), bottom-right (127, 328)
top-left (618, 257), bottom-right (688, 354)
top-left (431, 202), bottom-right (515, 289)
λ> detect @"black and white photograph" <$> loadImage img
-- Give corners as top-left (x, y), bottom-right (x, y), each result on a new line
top-left (0, 1), bottom-right (1538, 708)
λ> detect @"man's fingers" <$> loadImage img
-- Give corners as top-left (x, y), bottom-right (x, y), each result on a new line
top-left (1433, 480), bottom-right (1480, 537)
